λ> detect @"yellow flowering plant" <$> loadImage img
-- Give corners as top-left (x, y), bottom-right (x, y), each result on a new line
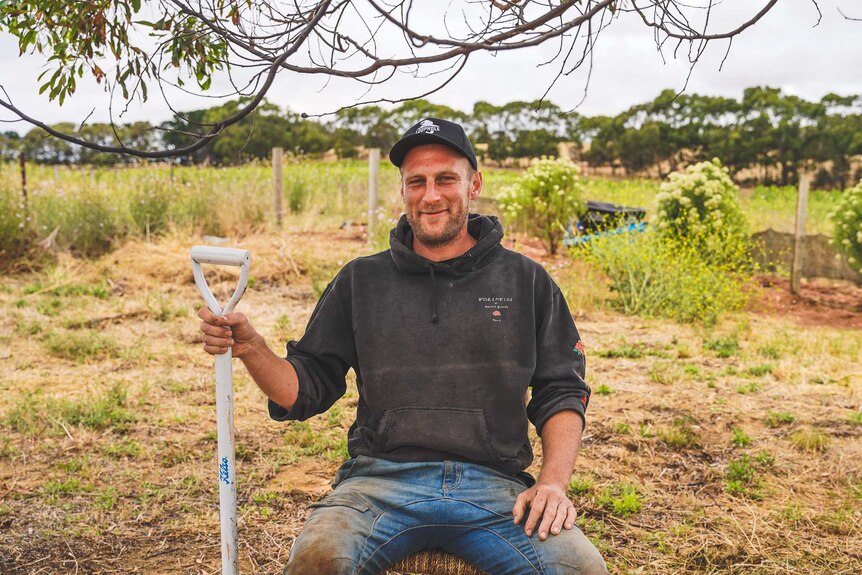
top-left (655, 158), bottom-right (750, 270)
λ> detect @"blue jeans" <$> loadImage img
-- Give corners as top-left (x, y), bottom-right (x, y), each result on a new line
top-left (284, 455), bottom-right (608, 575)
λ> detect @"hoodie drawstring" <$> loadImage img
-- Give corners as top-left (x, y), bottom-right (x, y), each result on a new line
top-left (428, 264), bottom-right (439, 323)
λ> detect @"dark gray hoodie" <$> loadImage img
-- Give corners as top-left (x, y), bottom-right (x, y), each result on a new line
top-left (269, 214), bottom-right (590, 477)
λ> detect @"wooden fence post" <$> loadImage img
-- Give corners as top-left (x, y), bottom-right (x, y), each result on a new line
top-left (273, 147), bottom-right (284, 228)
top-left (791, 173), bottom-right (810, 295)
top-left (367, 148), bottom-right (380, 243)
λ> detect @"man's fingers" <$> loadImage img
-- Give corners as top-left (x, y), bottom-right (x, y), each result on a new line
top-left (549, 500), bottom-right (569, 536)
top-left (221, 311), bottom-right (248, 326)
top-left (201, 332), bottom-right (233, 349)
top-left (512, 491), bottom-right (530, 524)
top-left (564, 504), bottom-right (578, 530)
top-left (202, 342), bottom-right (229, 355)
top-left (200, 321), bottom-right (233, 339)
top-left (536, 499), bottom-right (564, 540)
top-left (198, 307), bottom-right (248, 327)
top-left (523, 494), bottom-right (547, 536)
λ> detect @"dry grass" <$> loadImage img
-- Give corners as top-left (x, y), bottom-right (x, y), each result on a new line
top-left (0, 222), bottom-right (861, 574)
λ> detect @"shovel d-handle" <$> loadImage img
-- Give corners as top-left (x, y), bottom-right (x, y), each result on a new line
top-left (190, 246), bottom-right (251, 575)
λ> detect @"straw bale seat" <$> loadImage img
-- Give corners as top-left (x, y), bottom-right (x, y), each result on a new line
top-left (385, 550), bottom-right (489, 574)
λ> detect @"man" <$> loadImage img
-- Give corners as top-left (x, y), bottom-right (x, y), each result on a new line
top-left (199, 118), bottom-right (609, 575)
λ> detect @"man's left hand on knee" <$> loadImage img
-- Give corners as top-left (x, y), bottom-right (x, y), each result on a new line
top-left (512, 481), bottom-right (577, 541)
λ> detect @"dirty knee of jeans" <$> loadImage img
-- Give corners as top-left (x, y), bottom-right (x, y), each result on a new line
top-left (545, 553), bottom-right (609, 575)
top-left (285, 553), bottom-right (358, 575)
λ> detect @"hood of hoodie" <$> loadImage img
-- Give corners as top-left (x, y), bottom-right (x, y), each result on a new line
top-left (389, 213), bottom-right (504, 276)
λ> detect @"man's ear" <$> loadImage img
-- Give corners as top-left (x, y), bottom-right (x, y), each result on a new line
top-left (470, 170), bottom-right (483, 201)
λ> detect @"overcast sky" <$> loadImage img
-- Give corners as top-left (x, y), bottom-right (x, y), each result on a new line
top-left (1, 0), bottom-right (860, 135)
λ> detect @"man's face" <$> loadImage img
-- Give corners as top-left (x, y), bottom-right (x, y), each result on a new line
top-left (400, 144), bottom-right (482, 248)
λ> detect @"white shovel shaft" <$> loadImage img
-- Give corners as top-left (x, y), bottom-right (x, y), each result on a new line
top-left (216, 352), bottom-right (238, 575)
top-left (190, 246), bottom-right (251, 575)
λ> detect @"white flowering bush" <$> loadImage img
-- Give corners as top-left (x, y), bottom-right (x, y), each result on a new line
top-left (655, 158), bottom-right (750, 269)
top-left (656, 159), bottom-right (747, 240)
top-left (830, 179), bottom-right (862, 274)
top-left (497, 158), bottom-right (584, 255)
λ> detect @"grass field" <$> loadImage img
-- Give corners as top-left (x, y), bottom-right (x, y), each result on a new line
top-left (0, 217), bottom-right (860, 574)
top-left (0, 161), bottom-right (846, 261)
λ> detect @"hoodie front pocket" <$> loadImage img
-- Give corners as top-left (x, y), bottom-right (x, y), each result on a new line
top-left (376, 406), bottom-right (503, 463)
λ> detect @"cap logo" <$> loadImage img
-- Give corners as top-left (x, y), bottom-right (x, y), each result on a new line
top-left (415, 119), bottom-right (440, 135)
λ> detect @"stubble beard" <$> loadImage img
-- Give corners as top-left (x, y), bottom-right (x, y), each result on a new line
top-left (406, 199), bottom-right (470, 248)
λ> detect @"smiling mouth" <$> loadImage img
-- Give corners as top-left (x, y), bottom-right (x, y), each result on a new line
top-left (421, 209), bottom-right (448, 216)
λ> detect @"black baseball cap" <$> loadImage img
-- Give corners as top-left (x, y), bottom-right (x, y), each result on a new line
top-left (389, 118), bottom-right (478, 170)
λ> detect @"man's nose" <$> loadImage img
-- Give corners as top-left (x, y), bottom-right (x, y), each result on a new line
top-left (422, 181), bottom-right (443, 203)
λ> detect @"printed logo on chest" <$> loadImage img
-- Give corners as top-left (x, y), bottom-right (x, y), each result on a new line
top-left (478, 296), bottom-right (513, 322)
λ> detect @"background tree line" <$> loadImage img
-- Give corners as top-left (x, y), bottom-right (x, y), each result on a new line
top-left (3, 86), bottom-right (860, 189)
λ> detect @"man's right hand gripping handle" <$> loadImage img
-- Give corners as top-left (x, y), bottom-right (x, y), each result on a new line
top-left (197, 307), bottom-right (300, 411)
top-left (198, 307), bottom-right (259, 357)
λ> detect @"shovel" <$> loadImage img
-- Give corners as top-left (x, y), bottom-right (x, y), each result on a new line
top-left (190, 246), bottom-right (252, 575)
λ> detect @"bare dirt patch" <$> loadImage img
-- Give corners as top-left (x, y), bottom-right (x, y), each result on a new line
top-left (753, 275), bottom-right (862, 330)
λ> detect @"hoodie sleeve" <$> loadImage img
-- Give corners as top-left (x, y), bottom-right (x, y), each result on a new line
top-left (526, 276), bottom-right (590, 436)
top-left (268, 269), bottom-right (357, 422)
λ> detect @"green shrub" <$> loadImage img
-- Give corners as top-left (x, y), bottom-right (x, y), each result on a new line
top-left (594, 384), bottom-right (613, 396)
top-left (765, 410), bottom-right (795, 428)
top-left (498, 158), bottom-right (584, 255)
top-left (735, 382), bottom-right (761, 395)
top-left (755, 451), bottom-right (775, 466)
top-left (704, 335), bottom-right (739, 358)
top-left (586, 229), bottom-right (748, 325)
top-left (830, 179), bottom-right (862, 273)
top-left (567, 476), bottom-right (593, 497)
top-left (745, 364), bottom-right (773, 377)
top-left (731, 428), bottom-right (752, 448)
top-left (725, 455), bottom-right (762, 498)
top-left (597, 483), bottom-right (643, 517)
top-left (286, 181), bottom-right (308, 212)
